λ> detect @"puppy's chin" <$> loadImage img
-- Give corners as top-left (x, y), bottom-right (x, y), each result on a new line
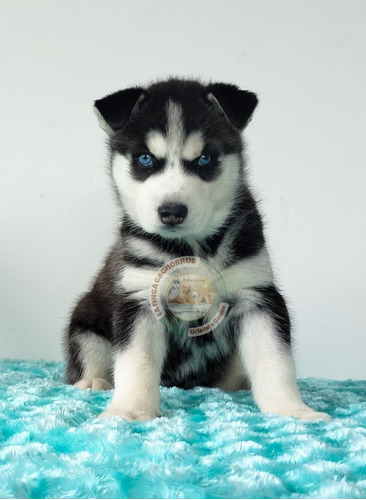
top-left (157, 225), bottom-right (189, 239)
top-left (135, 217), bottom-right (189, 239)
top-left (153, 223), bottom-right (213, 241)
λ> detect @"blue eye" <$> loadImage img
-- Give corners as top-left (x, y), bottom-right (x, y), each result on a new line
top-left (198, 154), bottom-right (212, 166)
top-left (137, 154), bottom-right (153, 167)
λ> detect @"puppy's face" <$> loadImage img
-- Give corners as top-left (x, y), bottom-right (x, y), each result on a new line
top-left (95, 80), bottom-right (257, 240)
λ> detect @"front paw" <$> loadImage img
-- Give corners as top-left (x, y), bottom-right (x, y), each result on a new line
top-left (74, 378), bottom-right (113, 390)
top-left (296, 409), bottom-right (331, 422)
top-left (99, 407), bottom-right (161, 421)
top-left (265, 404), bottom-right (331, 421)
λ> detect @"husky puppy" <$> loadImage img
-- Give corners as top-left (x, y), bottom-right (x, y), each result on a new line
top-left (65, 79), bottom-right (329, 421)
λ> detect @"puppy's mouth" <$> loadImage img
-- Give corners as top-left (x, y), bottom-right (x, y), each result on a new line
top-left (160, 215), bottom-right (185, 226)
top-left (159, 222), bottom-right (186, 235)
top-left (155, 219), bottom-right (194, 240)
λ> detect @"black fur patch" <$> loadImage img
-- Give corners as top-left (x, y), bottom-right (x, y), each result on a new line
top-left (161, 317), bottom-right (239, 388)
top-left (129, 154), bottom-right (166, 182)
top-left (121, 215), bottom-right (195, 257)
top-left (206, 83), bottom-right (258, 130)
top-left (256, 285), bottom-right (291, 346)
top-left (200, 187), bottom-right (265, 263)
top-left (228, 189), bottom-right (265, 262)
top-left (95, 87), bottom-right (145, 132)
top-left (182, 153), bottom-right (222, 182)
top-left (113, 294), bottom-right (145, 351)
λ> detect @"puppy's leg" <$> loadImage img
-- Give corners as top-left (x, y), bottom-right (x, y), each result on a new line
top-left (65, 285), bottom-right (114, 390)
top-left (238, 287), bottom-right (330, 421)
top-left (68, 331), bottom-right (113, 390)
top-left (100, 315), bottom-right (166, 421)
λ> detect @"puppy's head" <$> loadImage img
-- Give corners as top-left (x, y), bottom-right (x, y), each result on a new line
top-left (94, 79), bottom-right (257, 239)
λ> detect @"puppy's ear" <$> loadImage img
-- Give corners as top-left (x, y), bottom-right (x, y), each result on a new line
top-left (207, 83), bottom-right (258, 130)
top-left (94, 87), bottom-right (146, 136)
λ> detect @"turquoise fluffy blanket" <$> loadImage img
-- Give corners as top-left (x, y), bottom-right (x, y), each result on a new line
top-left (0, 360), bottom-right (365, 499)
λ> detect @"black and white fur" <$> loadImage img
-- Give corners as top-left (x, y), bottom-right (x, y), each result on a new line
top-left (65, 79), bottom-right (329, 421)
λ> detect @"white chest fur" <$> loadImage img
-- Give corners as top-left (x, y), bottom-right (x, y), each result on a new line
top-left (120, 246), bottom-right (273, 304)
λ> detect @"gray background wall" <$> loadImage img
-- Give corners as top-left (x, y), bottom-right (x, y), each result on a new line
top-left (0, 0), bottom-right (365, 380)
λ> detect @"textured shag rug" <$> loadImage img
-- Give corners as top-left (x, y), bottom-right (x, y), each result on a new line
top-left (0, 360), bottom-right (365, 499)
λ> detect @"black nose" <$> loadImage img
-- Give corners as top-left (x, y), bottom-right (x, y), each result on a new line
top-left (158, 203), bottom-right (188, 225)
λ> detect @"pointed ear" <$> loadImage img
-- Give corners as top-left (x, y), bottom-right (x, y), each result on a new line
top-left (206, 83), bottom-right (258, 130)
top-left (94, 87), bottom-right (145, 136)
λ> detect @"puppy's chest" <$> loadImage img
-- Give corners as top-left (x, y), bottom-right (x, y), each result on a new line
top-left (121, 251), bottom-right (270, 300)
top-left (165, 317), bottom-right (234, 355)
top-left (161, 317), bottom-right (237, 387)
